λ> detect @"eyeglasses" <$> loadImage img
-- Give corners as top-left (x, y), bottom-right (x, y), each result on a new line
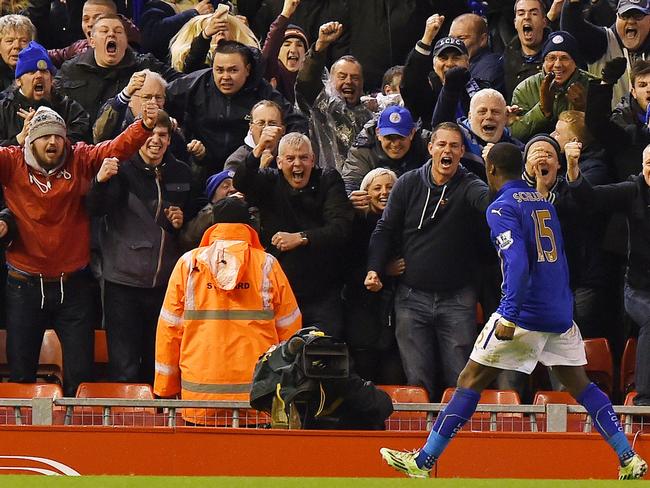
top-left (133, 94), bottom-right (166, 102)
top-left (618, 11), bottom-right (647, 21)
top-left (250, 120), bottom-right (281, 128)
top-left (544, 54), bottom-right (573, 64)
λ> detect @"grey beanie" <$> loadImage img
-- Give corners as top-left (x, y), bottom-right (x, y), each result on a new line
top-left (523, 134), bottom-right (561, 162)
top-left (28, 106), bottom-right (66, 142)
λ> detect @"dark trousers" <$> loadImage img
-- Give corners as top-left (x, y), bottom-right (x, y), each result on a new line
top-left (5, 270), bottom-right (95, 397)
top-left (299, 288), bottom-right (345, 339)
top-left (625, 284), bottom-right (650, 405)
top-left (103, 281), bottom-right (166, 385)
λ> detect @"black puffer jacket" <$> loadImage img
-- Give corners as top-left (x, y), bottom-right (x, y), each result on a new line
top-left (166, 45), bottom-right (308, 174)
top-left (86, 151), bottom-right (192, 288)
top-left (0, 87), bottom-right (90, 145)
top-left (234, 151), bottom-right (354, 301)
top-left (55, 48), bottom-right (182, 124)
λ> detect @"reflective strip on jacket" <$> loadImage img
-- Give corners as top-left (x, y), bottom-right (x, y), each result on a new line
top-left (153, 222), bottom-right (301, 423)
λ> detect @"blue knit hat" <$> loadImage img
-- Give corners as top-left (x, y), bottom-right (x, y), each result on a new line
top-left (541, 31), bottom-right (581, 64)
top-left (15, 41), bottom-right (56, 79)
top-left (205, 169), bottom-right (235, 200)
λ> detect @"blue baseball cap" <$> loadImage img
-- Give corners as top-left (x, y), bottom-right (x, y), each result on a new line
top-left (618, 0), bottom-right (650, 16)
top-left (377, 106), bottom-right (415, 137)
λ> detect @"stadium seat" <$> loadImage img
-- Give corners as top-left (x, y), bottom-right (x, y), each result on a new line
top-left (441, 388), bottom-right (524, 432)
top-left (620, 337), bottom-right (637, 396)
top-left (583, 338), bottom-right (614, 397)
top-left (93, 330), bottom-right (110, 381)
top-left (70, 382), bottom-right (160, 426)
top-left (0, 329), bottom-right (63, 386)
top-left (38, 330), bottom-right (64, 386)
top-left (378, 385), bottom-right (429, 431)
top-left (0, 383), bottom-right (65, 425)
top-left (621, 391), bottom-right (650, 434)
top-left (532, 390), bottom-right (585, 432)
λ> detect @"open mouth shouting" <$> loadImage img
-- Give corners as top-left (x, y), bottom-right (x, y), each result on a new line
top-left (290, 167), bottom-right (305, 185)
top-left (522, 23), bottom-right (534, 40)
top-left (481, 122), bottom-right (498, 139)
top-left (105, 39), bottom-right (118, 55)
top-left (286, 53), bottom-right (300, 67)
top-left (440, 156), bottom-right (453, 169)
top-left (625, 25), bottom-right (639, 41)
top-left (33, 81), bottom-right (45, 97)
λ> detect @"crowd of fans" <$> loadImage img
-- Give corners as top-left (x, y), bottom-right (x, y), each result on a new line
top-left (0, 0), bottom-right (647, 409)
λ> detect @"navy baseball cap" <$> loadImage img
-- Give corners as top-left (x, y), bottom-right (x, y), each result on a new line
top-left (618, 0), bottom-right (650, 15)
top-left (377, 106), bottom-right (415, 137)
top-left (433, 37), bottom-right (468, 57)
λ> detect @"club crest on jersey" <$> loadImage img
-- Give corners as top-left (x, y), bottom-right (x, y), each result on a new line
top-left (496, 230), bottom-right (513, 250)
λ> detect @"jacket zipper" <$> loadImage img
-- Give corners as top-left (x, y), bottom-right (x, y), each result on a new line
top-left (153, 167), bottom-right (165, 287)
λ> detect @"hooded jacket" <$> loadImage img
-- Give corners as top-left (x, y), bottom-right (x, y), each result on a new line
top-left (0, 86), bottom-right (90, 146)
top-left (153, 222), bottom-right (301, 422)
top-left (165, 45), bottom-right (308, 173)
top-left (86, 150), bottom-right (192, 288)
top-left (0, 119), bottom-right (152, 276)
top-left (367, 161), bottom-right (490, 292)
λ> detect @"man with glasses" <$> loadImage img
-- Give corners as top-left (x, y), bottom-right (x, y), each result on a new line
top-left (93, 69), bottom-right (207, 163)
top-left (224, 100), bottom-right (286, 171)
top-left (510, 31), bottom-right (595, 142)
top-left (562, 0), bottom-right (650, 110)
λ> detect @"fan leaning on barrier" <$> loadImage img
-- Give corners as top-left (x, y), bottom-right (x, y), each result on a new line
top-left (250, 327), bottom-right (393, 430)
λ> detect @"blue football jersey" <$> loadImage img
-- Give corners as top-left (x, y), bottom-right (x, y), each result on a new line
top-left (487, 180), bottom-right (573, 333)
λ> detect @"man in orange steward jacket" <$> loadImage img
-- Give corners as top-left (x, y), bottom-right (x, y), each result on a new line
top-left (154, 197), bottom-right (302, 423)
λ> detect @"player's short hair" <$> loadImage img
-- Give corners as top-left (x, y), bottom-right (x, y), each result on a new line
top-left (487, 142), bottom-right (523, 178)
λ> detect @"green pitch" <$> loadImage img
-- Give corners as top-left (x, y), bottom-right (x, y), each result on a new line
top-left (0, 478), bottom-right (648, 487)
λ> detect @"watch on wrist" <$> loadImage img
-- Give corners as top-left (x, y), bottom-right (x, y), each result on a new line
top-left (300, 231), bottom-right (308, 245)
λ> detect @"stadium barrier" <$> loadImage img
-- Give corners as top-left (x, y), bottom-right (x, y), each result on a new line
top-left (0, 399), bottom-right (647, 478)
top-left (0, 398), bottom-right (648, 432)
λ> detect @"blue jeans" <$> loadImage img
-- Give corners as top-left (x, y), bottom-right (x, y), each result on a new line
top-left (394, 283), bottom-right (477, 400)
top-left (624, 284), bottom-right (650, 405)
top-left (5, 270), bottom-right (95, 397)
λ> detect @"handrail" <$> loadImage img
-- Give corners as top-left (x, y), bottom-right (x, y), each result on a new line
top-left (0, 398), bottom-right (648, 433)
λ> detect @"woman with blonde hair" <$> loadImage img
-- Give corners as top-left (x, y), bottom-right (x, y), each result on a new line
top-left (140, 0), bottom-right (215, 61)
top-left (342, 167), bottom-right (405, 385)
top-left (170, 7), bottom-right (259, 73)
